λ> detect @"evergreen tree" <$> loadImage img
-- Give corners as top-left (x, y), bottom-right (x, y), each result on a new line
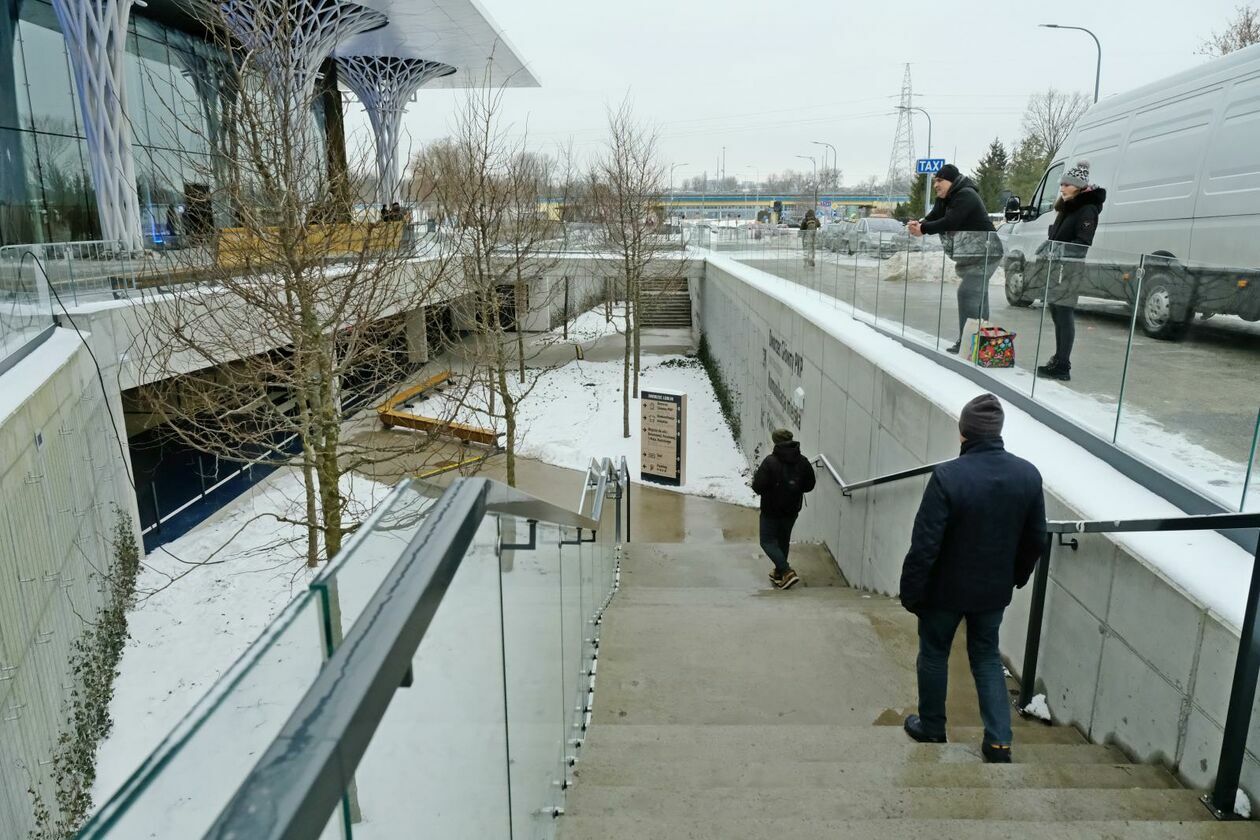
top-left (973, 138), bottom-right (1009, 212)
top-left (907, 173), bottom-right (927, 218)
top-left (1006, 135), bottom-right (1052, 209)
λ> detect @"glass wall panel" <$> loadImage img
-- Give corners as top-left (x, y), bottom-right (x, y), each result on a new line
top-left (33, 132), bottom-right (97, 242)
top-left (0, 127), bottom-right (42, 245)
top-left (0, 0), bottom-right (25, 131)
top-left (14, 3), bottom-right (78, 135)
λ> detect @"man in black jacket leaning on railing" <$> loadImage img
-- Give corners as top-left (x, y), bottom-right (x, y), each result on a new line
top-left (898, 393), bottom-right (1046, 763)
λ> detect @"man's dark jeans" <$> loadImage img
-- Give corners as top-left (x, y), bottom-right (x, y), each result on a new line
top-left (915, 607), bottom-right (1012, 746)
top-left (759, 513), bottom-right (796, 574)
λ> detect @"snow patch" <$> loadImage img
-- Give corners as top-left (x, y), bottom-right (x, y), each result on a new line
top-left (91, 467), bottom-right (392, 810)
top-left (408, 354), bottom-right (757, 507)
top-left (1238, 789), bottom-right (1253, 819)
top-left (1022, 693), bottom-right (1053, 722)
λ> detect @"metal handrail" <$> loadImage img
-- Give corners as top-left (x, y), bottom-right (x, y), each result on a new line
top-left (813, 453), bottom-right (946, 496)
top-left (820, 449), bottom-right (1260, 820)
top-left (1020, 510), bottom-right (1260, 820)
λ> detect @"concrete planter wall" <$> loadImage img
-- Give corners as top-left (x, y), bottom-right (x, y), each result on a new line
top-left (696, 257), bottom-right (1260, 800)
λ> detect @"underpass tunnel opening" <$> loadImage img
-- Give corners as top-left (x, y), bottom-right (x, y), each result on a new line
top-left (120, 311), bottom-right (436, 548)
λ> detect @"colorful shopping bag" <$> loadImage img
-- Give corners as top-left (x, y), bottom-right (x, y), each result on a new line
top-left (968, 326), bottom-right (1016, 368)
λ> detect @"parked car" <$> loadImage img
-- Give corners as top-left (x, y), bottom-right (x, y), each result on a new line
top-left (823, 220), bottom-right (854, 252)
top-left (1001, 43), bottom-right (1260, 339)
top-left (844, 216), bottom-right (907, 257)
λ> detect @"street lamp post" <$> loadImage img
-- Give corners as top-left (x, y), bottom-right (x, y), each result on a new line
top-left (669, 162), bottom-right (689, 218)
top-left (795, 154), bottom-right (817, 214)
top-left (898, 105), bottom-right (933, 216)
top-left (812, 140), bottom-right (837, 215)
top-left (746, 165), bottom-right (760, 220)
top-left (1040, 23), bottom-right (1101, 103)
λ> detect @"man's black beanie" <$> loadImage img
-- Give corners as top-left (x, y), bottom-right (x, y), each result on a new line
top-left (959, 393), bottom-right (1004, 440)
top-left (935, 163), bottom-right (961, 183)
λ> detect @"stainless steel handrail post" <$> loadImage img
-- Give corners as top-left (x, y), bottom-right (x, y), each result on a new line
top-left (1207, 536), bottom-right (1260, 818)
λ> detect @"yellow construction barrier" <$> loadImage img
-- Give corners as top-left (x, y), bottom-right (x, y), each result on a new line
top-left (215, 221), bottom-right (405, 270)
top-left (377, 371), bottom-right (499, 448)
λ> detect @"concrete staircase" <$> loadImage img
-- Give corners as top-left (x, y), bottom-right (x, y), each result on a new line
top-left (559, 542), bottom-right (1260, 839)
top-left (638, 278), bottom-right (692, 328)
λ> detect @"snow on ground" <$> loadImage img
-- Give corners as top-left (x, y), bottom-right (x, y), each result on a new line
top-left (408, 351), bottom-right (757, 508)
top-left (91, 467), bottom-right (392, 811)
top-left (1023, 694), bottom-right (1053, 723)
top-left (707, 252), bottom-right (1258, 630)
top-left (1238, 789), bottom-right (1253, 819)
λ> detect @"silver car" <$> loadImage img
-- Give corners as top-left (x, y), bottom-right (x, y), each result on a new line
top-left (845, 217), bottom-right (907, 257)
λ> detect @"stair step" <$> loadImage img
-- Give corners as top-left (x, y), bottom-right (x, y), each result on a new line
top-left (564, 786), bottom-right (1214, 822)
top-left (558, 816), bottom-right (1260, 840)
top-left (573, 759), bottom-right (1177, 791)
top-left (582, 724), bottom-right (1087, 752)
top-left (580, 738), bottom-right (1123, 766)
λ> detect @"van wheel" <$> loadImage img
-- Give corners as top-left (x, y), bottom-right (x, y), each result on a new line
top-left (1004, 264), bottom-right (1032, 307)
top-left (1138, 276), bottom-right (1189, 340)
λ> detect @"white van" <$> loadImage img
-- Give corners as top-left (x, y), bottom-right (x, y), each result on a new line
top-left (1002, 43), bottom-right (1260, 339)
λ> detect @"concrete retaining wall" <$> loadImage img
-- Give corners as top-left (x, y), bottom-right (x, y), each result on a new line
top-left (0, 332), bottom-right (136, 835)
top-left (696, 257), bottom-right (1260, 800)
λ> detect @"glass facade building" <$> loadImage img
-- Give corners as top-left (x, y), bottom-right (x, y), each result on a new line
top-left (0, 0), bottom-right (331, 248)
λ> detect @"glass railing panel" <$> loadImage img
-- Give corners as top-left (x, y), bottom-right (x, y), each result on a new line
top-left (1244, 411), bottom-right (1260, 514)
top-left (0, 243), bottom-right (56, 365)
top-left (77, 593), bottom-right (330, 838)
top-left (1015, 241), bottom-right (1128, 440)
top-left (558, 522), bottom-right (585, 783)
top-left (1113, 251), bottom-right (1260, 510)
top-left (899, 233), bottom-right (950, 351)
top-left (345, 515), bottom-right (510, 839)
top-left (500, 516), bottom-right (566, 836)
top-left (308, 481), bottom-right (437, 645)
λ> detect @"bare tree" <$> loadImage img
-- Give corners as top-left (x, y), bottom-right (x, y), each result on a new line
top-left (1200, 5), bottom-right (1260, 55)
top-left (128, 2), bottom-right (457, 567)
top-left (411, 84), bottom-right (570, 486)
top-left (1021, 89), bottom-right (1091, 159)
top-left (588, 100), bottom-right (688, 439)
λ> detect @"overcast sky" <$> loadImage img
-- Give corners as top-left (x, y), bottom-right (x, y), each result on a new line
top-left (344, 0), bottom-right (1247, 187)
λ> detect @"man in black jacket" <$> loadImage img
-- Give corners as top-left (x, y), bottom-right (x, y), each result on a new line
top-left (899, 394), bottom-right (1045, 762)
top-left (752, 429), bottom-right (817, 589)
top-left (908, 164), bottom-right (1003, 353)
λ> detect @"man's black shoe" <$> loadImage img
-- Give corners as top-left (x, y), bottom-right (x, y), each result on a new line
top-left (903, 714), bottom-right (947, 743)
top-left (945, 341), bottom-right (961, 355)
top-left (982, 742), bottom-right (1013, 763)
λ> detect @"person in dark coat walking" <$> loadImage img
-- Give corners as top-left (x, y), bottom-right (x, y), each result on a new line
top-left (1037, 161), bottom-right (1107, 382)
top-left (800, 209), bottom-right (821, 267)
top-left (899, 394), bottom-right (1046, 762)
top-left (908, 164), bottom-right (1003, 353)
top-left (752, 429), bottom-right (817, 589)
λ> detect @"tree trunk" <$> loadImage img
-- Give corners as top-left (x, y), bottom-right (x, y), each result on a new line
top-left (515, 278), bottom-right (526, 385)
top-left (622, 301), bottom-right (632, 439)
top-left (632, 272), bottom-right (641, 399)
top-left (500, 361), bottom-right (517, 486)
top-left (301, 443), bottom-right (319, 568)
top-left (562, 278), bottom-right (569, 340)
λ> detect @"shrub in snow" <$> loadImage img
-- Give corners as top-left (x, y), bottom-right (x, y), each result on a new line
top-left (1022, 693), bottom-right (1052, 722)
